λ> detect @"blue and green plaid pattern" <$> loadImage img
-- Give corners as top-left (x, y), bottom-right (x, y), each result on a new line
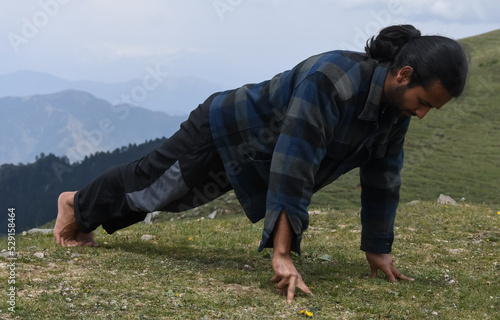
top-left (209, 51), bottom-right (411, 254)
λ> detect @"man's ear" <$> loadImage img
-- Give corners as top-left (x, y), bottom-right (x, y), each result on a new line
top-left (395, 66), bottom-right (414, 84)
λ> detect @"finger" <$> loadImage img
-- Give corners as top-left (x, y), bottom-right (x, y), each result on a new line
top-left (60, 239), bottom-right (71, 247)
top-left (389, 265), bottom-right (415, 282)
top-left (393, 270), bottom-right (414, 281)
top-left (381, 266), bottom-right (397, 283)
top-left (60, 237), bottom-right (71, 246)
top-left (62, 238), bottom-right (82, 247)
top-left (369, 266), bottom-right (378, 279)
top-left (270, 274), bottom-right (280, 284)
top-left (397, 273), bottom-right (415, 281)
top-left (296, 278), bottom-right (313, 295)
top-left (276, 278), bottom-right (288, 290)
top-left (286, 276), bottom-right (297, 304)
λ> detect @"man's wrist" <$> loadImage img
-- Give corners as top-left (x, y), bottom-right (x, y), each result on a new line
top-left (272, 209), bottom-right (293, 257)
top-left (273, 246), bottom-right (291, 257)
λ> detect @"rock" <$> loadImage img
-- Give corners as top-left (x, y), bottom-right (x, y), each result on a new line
top-left (141, 235), bottom-right (154, 241)
top-left (1, 251), bottom-right (18, 258)
top-left (207, 210), bottom-right (217, 220)
top-left (437, 194), bottom-right (458, 206)
top-left (33, 252), bottom-right (45, 259)
top-left (27, 228), bottom-right (53, 235)
top-left (407, 200), bottom-right (420, 206)
top-left (319, 254), bottom-right (332, 262)
top-left (144, 211), bottom-right (161, 224)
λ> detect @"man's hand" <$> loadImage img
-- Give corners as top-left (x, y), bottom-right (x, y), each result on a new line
top-left (365, 252), bottom-right (414, 283)
top-left (271, 252), bottom-right (312, 303)
top-left (270, 209), bottom-right (312, 303)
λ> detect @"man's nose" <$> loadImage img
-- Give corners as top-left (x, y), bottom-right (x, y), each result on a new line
top-left (415, 106), bottom-right (431, 119)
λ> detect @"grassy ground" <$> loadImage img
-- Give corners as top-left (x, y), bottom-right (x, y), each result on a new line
top-left (1, 201), bottom-right (498, 319)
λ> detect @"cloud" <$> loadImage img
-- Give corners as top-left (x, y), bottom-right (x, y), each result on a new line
top-left (0, 0), bottom-right (499, 86)
top-left (399, 0), bottom-right (500, 23)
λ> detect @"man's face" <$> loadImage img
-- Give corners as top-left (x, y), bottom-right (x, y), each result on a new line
top-left (383, 68), bottom-right (453, 119)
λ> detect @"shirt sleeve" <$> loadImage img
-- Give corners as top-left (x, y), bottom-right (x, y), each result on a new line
top-left (258, 72), bottom-right (339, 254)
top-left (358, 117), bottom-right (411, 254)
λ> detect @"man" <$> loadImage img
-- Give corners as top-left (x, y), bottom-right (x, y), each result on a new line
top-left (54, 25), bottom-right (468, 303)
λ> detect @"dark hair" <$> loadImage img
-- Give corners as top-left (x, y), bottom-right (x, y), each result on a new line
top-left (365, 24), bottom-right (468, 97)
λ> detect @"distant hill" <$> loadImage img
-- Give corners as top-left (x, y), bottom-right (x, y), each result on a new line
top-left (0, 90), bottom-right (186, 164)
top-left (0, 70), bottom-right (222, 115)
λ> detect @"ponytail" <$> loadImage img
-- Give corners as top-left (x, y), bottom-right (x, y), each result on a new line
top-left (366, 24), bottom-right (468, 97)
top-left (365, 24), bottom-right (421, 62)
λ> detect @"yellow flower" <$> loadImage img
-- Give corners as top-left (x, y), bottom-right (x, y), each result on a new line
top-left (300, 310), bottom-right (313, 317)
top-left (188, 237), bottom-right (194, 241)
top-left (497, 211), bottom-right (500, 215)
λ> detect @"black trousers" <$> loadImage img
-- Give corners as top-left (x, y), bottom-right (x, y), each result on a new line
top-left (74, 94), bottom-right (233, 234)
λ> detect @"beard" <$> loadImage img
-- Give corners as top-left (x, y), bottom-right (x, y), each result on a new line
top-left (384, 84), bottom-right (411, 118)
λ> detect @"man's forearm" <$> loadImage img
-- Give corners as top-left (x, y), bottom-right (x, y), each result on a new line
top-left (272, 209), bottom-right (293, 256)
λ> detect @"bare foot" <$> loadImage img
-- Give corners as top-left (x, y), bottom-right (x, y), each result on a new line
top-left (75, 230), bottom-right (98, 247)
top-left (54, 192), bottom-right (98, 247)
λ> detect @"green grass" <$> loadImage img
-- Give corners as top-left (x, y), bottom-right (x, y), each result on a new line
top-left (1, 202), bottom-right (499, 319)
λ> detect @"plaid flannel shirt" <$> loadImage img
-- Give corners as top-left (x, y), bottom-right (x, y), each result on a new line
top-left (209, 51), bottom-right (411, 254)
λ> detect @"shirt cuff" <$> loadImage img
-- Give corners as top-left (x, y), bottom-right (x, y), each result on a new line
top-left (257, 207), bottom-right (303, 255)
top-left (360, 232), bottom-right (393, 254)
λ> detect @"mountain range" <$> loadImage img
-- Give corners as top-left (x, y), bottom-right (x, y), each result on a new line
top-left (0, 90), bottom-right (187, 164)
top-left (0, 68), bottom-right (225, 165)
top-left (0, 70), bottom-right (222, 115)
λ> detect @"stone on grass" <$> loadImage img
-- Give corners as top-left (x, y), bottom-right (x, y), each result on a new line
top-left (27, 228), bottom-right (53, 235)
top-left (207, 210), bottom-right (217, 220)
top-left (144, 211), bottom-right (161, 224)
top-left (1, 251), bottom-right (18, 258)
top-left (141, 235), bottom-right (155, 241)
top-left (437, 194), bottom-right (458, 206)
top-left (406, 200), bottom-right (420, 206)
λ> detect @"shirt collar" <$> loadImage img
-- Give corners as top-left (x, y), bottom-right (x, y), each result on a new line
top-left (358, 61), bottom-right (391, 122)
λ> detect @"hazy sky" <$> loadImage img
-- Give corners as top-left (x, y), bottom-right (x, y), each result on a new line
top-left (1, 0), bottom-right (499, 88)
